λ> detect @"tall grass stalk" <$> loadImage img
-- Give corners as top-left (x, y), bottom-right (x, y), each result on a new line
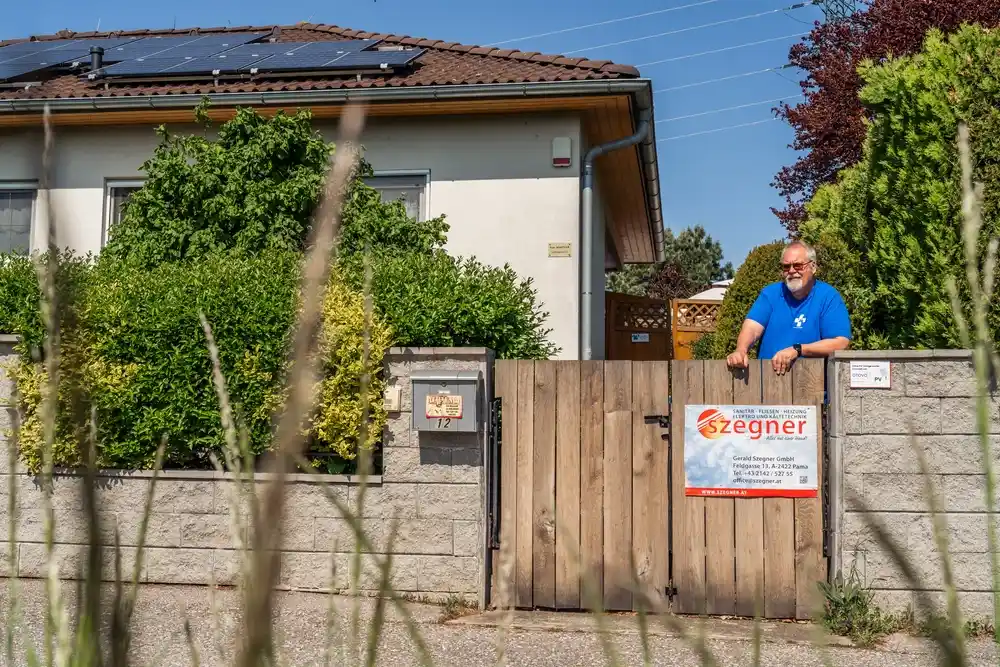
top-left (235, 104), bottom-right (367, 667)
top-left (946, 122), bottom-right (1000, 648)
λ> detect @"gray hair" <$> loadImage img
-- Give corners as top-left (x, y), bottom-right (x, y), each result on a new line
top-left (783, 240), bottom-right (817, 264)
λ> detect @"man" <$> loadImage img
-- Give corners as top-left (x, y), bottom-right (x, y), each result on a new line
top-left (726, 240), bottom-right (851, 375)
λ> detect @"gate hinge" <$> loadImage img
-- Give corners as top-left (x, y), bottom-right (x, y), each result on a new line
top-left (644, 415), bottom-right (671, 429)
top-left (664, 583), bottom-right (677, 600)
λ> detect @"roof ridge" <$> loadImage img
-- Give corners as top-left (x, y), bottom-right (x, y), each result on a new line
top-left (0, 21), bottom-right (639, 76)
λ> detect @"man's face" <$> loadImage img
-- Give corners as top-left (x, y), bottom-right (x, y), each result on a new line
top-left (781, 246), bottom-right (814, 292)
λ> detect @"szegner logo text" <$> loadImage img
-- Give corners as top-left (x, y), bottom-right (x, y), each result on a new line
top-left (696, 408), bottom-right (808, 441)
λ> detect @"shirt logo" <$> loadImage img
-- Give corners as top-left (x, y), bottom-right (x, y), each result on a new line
top-left (794, 314), bottom-right (807, 329)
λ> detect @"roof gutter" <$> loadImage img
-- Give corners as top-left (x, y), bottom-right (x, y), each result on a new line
top-left (0, 79), bottom-right (649, 112)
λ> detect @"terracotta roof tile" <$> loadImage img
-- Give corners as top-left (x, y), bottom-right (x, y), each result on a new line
top-left (0, 22), bottom-right (640, 102)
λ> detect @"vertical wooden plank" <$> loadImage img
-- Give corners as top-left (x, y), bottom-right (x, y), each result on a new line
top-left (630, 361), bottom-right (671, 610)
top-left (514, 360), bottom-right (534, 608)
top-left (580, 362), bottom-right (605, 610)
top-left (703, 362), bottom-right (736, 616)
top-left (793, 359), bottom-right (826, 620)
top-left (555, 362), bottom-right (582, 609)
top-left (494, 360), bottom-right (518, 608)
top-left (671, 360), bottom-right (706, 614)
top-left (532, 361), bottom-right (557, 608)
top-left (762, 368), bottom-right (797, 619)
top-left (603, 361), bottom-right (633, 610)
top-left (733, 361), bottom-right (765, 618)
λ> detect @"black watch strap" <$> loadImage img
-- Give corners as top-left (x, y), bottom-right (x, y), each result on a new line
top-left (793, 343), bottom-right (802, 357)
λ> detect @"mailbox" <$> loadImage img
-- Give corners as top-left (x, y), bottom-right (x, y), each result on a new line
top-left (411, 370), bottom-right (481, 433)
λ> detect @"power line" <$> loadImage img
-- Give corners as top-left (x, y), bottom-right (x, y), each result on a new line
top-left (491, 0), bottom-right (730, 46)
top-left (564, 2), bottom-right (815, 55)
top-left (654, 64), bottom-right (795, 93)
top-left (658, 117), bottom-right (782, 141)
top-left (657, 95), bottom-right (802, 123)
top-left (638, 32), bottom-right (806, 67)
top-left (818, 0), bottom-right (859, 22)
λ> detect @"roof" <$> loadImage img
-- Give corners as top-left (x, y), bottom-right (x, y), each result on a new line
top-left (688, 279), bottom-right (732, 302)
top-left (687, 286), bottom-right (727, 302)
top-left (0, 23), bottom-right (640, 101)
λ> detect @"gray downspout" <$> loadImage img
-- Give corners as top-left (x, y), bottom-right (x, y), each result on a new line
top-left (580, 107), bottom-right (653, 361)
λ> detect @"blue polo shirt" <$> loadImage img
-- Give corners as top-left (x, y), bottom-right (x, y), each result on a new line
top-left (746, 280), bottom-right (851, 359)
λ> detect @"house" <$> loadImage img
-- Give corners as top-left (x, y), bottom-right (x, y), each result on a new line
top-left (687, 278), bottom-right (733, 302)
top-left (0, 23), bottom-right (663, 360)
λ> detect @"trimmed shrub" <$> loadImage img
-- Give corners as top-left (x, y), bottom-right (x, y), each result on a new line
top-left (0, 251), bottom-right (94, 356)
top-left (311, 273), bottom-right (393, 464)
top-left (353, 252), bottom-right (559, 360)
top-left (690, 331), bottom-right (719, 360)
top-left (9, 251), bottom-right (389, 473)
top-left (710, 242), bottom-right (785, 360)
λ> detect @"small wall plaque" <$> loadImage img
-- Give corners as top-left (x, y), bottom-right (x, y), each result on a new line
top-left (548, 242), bottom-right (572, 258)
top-left (631, 333), bottom-right (650, 343)
top-left (849, 361), bottom-right (891, 389)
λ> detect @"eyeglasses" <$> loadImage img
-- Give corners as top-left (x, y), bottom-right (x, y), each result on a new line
top-left (780, 261), bottom-right (813, 273)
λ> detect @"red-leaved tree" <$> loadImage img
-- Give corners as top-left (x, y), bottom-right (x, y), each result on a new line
top-left (773, 0), bottom-right (1000, 232)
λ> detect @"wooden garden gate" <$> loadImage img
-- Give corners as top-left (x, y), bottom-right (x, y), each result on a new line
top-left (491, 359), bottom-right (826, 620)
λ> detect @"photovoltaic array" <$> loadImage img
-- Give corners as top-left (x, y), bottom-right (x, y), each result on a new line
top-left (0, 33), bottom-right (425, 82)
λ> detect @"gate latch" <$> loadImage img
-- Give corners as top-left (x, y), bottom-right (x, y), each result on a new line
top-left (644, 415), bottom-right (671, 429)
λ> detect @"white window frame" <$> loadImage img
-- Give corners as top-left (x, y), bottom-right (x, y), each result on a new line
top-left (0, 181), bottom-right (38, 256)
top-left (102, 179), bottom-right (145, 248)
top-left (364, 170), bottom-right (431, 222)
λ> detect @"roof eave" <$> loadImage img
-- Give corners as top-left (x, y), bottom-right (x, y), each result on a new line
top-left (0, 79), bottom-right (643, 113)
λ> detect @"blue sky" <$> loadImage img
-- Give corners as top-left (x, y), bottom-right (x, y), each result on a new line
top-left (4, 0), bottom-right (825, 266)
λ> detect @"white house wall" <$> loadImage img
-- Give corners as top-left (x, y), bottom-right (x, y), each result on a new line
top-left (0, 112), bottom-right (585, 359)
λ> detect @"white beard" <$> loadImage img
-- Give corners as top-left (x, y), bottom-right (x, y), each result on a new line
top-left (785, 277), bottom-right (804, 291)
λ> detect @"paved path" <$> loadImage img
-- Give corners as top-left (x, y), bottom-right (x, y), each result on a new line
top-left (2, 581), bottom-right (996, 666)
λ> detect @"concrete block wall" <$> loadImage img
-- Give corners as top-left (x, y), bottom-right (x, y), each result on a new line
top-left (0, 342), bottom-right (493, 606)
top-left (830, 350), bottom-right (1000, 620)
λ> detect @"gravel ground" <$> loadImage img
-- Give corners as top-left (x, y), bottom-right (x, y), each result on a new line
top-left (2, 581), bottom-right (996, 666)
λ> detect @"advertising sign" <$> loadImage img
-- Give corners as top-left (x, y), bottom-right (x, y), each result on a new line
top-left (684, 404), bottom-right (818, 498)
top-left (850, 361), bottom-right (891, 389)
top-left (425, 394), bottom-right (463, 419)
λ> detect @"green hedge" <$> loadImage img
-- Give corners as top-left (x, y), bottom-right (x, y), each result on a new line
top-left (8, 251), bottom-right (389, 473)
top-left (351, 252), bottom-right (559, 360)
top-left (710, 242), bottom-right (785, 359)
top-left (689, 331), bottom-right (718, 360)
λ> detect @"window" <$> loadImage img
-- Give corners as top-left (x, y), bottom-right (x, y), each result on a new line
top-left (364, 173), bottom-right (428, 221)
top-left (104, 180), bottom-right (144, 246)
top-left (0, 186), bottom-right (35, 255)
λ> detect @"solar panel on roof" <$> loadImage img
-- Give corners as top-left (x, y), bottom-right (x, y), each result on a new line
top-left (162, 52), bottom-right (274, 75)
top-left (98, 56), bottom-right (201, 76)
top-left (327, 49), bottom-right (423, 68)
top-left (0, 39), bottom-right (142, 80)
top-left (98, 32), bottom-right (267, 61)
top-left (244, 47), bottom-right (425, 74)
top-left (0, 40), bottom-right (91, 65)
top-left (0, 33), bottom-right (424, 82)
top-left (0, 63), bottom-right (45, 80)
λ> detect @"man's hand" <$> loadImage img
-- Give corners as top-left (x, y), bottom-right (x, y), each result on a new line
top-left (726, 350), bottom-right (749, 369)
top-left (771, 347), bottom-right (799, 376)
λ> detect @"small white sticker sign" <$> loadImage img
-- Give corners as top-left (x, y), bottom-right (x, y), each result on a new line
top-left (631, 333), bottom-right (650, 343)
top-left (850, 361), bottom-right (891, 389)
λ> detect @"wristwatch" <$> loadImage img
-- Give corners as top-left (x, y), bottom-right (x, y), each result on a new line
top-left (793, 343), bottom-right (802, 358)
